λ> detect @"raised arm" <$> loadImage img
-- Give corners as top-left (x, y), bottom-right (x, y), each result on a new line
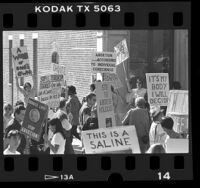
top-left (15, 76), bottom-right (25, 95)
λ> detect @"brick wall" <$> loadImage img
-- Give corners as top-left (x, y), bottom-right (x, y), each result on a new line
top-left (3, 30), bottom-right (98, 105)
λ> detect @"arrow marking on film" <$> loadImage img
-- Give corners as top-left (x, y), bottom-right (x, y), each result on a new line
top-left (44, 175), bottom-right (59, 180)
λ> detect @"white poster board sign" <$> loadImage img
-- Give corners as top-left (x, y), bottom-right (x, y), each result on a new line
top-left (165, 138), bottom-right (189, 153)
top-left (82, 125), bottom-right (141, 154)
top-left (96, 82), bottom-right (116, 128)
top-left (51, 63), bottom-right (66, 77)
top-left (38, 74), bottom-right (64, 109)
top-left (146, 73), bottom-right (169, 106)
top-left (91, 52), bottom-right (116, 74)
top-left (114, 39), bottom-right (129, 65)
top-left (12, 46), bottom-right (32, 77)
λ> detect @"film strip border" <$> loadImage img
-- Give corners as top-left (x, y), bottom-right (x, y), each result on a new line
top-left (0, 2), bottom-right (190, 29)
top-left (0, 155), bottom-right (193, 181)
top-left (0, 2), bottom-right (192, 182)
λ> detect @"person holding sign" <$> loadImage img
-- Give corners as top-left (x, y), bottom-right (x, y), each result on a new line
top-left (122, 97), bottom-right (151, 153)
top-left (44, 118), bottom-right (66, 155)
top-left (15, 74), bottom-right (36, 107)
top-left (126, 78), bottom-right (147, 108)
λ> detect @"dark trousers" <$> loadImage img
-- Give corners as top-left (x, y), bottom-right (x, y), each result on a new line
top-left (71, 125), bottom-right (81, 141)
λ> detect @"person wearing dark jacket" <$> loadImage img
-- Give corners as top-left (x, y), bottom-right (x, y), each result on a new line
top-left (4, 105), bottom-right (26, 154)
top-left (67, 85), bottom-right (82, 140)
top-left (82, 105), bottom-right (98, 131)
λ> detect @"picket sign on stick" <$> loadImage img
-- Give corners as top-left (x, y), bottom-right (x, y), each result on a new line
top-left (12, 46), bottom-right (32, 78)
top-left (145, 73), bottom-right (169, 106)
top-left (91, 52), bottom-right (117, 74)
top-left (95, 81), bottom-right (116, 128)
top-left (21, 98), bottom-right (48, 142)
top-left (38, 74), bottom-right (64, 109)
top-left (114, 39), bottom-right (131, 92)
top-left (82, 125), bottom-right (141, 154)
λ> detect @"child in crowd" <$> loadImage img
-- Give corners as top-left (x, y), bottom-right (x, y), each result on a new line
top-left (4, 130), bottom-right (21, 155)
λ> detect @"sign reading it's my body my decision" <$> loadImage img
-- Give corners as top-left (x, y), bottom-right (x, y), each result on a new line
top-left (146, 73), bottom-right (169, 106)
top-left (82, 126), bottom-right (141, 154)
top-left (114, 39), bottom-right (129, 65)
top-left (38, 74), bottom-right (64, 109)
top-left (12, 46), bottom-right (32, 77)
top-left (96, 82), bottom-right (116, 128)
top-left (21, 98), bottom-right (48, 142)
top-left (91, 52), bottom-right (116, 74)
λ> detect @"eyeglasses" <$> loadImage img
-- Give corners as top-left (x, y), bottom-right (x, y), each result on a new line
top-left (5, 108), bottom-right (12, 111)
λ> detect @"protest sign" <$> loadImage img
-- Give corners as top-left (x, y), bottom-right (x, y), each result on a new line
top-left (51, 63), bottom-right (66, 77)
top-left (82, 126), bottom-right (140, 154)
top-left (166, 90), bottom-right (188, 133)
top-left (38, 74), bottom-right (64, 109)
top-left (165, 138), bottom-right (189, 153)
top-left (95, 82), bottom-right (116, 128)
top-left (102, 73), bottom-right (123, 89)
top-left (146, 73), bottom-right (169, 106)
top-left (21, 98), bottom-right (48, 142)
top-left (12, 46), bottom-right (32, 77)
top-left (91, 52), bottom-right (116, 74)
top-left (114, 39), bottom-right (129, 65)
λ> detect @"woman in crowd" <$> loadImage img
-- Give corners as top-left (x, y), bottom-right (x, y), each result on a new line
top-left (126, 78), bottom-right (147, 108)
top-left (3, 103), bottom-right (13, 132)
top-left (149, 106), bottom-right (167, 146)
top-left (44, 118), bottom-right (66, 155)
top-left (15, 74), bottom-right (36, 107)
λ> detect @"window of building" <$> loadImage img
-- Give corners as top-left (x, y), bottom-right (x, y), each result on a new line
top-left (52, 51), bottom-right (59, 64)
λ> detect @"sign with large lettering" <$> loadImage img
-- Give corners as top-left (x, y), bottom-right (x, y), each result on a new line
top-left (38, 74), bottom-right (64, 109)
top-left (82, 126), bottom-right (141, 154)
top-left (146, 73), bottom-right (169, 106)
top-left (12, 46), bottom-right (32, 77)
top-left (91, 52), bottom-right (116, 74)
top-left (96, 82), bottom-right (116, 128)
top-left (114, 39), bottom-right (129, 65)
top-left (21, 98), bottom-right (48, 142)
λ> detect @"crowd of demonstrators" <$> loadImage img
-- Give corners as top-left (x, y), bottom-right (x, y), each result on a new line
top-left (3, 79), bottom-right (187, 155)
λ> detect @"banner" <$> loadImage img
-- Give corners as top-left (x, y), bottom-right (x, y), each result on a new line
top-left (166, 90), bottom-right (188, 133)
top-left (96, 82), bottom-right (116, 128)
top-left (102, 73), bottom-right (123, 89)
top-left (91, 52), bottom-right (116, 74)
top-left (114, 39), bottom-right (129, 65)
top-left (38, 74), bottom-right (64, 109)
top-left (146, 73), bottom-right (169, 106)
top-left (12, 46), bottom-right (32, 77)
top-left (21, 98), bottom-right (48, 142)
top-left (82, 126), bottom-right (141, 154)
